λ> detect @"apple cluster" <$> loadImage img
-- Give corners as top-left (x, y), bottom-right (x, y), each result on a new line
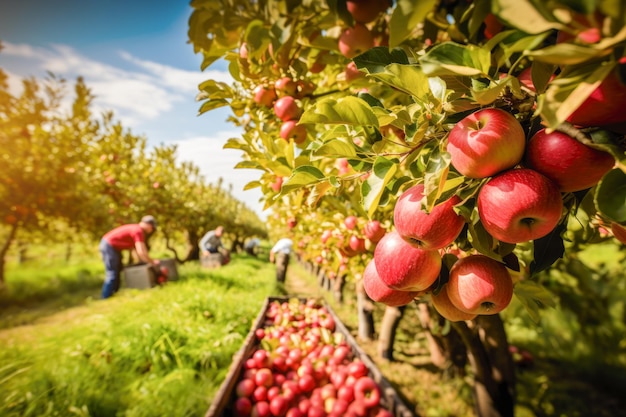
top-left (231, 299), bottom-right (394, 417)
top-left (364, 106), bottom-right (617, 321)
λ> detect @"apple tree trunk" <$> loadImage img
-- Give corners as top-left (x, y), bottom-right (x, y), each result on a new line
top-left (452, 315), bottom-right (516, 417)
top-left (355, 278), bottom-right (375, 341)
top-left (0, 223), bottom-right (19, 289)
top-left (418, 303), bottom-right (467, 375)
top-left (184, 229), bottom-right (200, 261)
top-left (377, 305), bottom-right (405, 360)
top-left (332, 273), bottom-right (346, 303)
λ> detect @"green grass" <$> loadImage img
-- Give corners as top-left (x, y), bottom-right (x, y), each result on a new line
top-left (0, 254), bottom-right (280, 417)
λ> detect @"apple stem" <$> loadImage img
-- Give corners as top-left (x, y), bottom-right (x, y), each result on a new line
top-left (520, 217), bottom-right (535, 227)
top-left (482, 301), bottom-right (496, 311)
top-left (408, 237), bottom-right (424, 247)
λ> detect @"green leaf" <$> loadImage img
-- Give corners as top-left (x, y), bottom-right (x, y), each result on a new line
top-left (223, 137), bottom-right (247, 150)
top-left (368, 64), bottom-right (430, 98)
top-left (311, 138), bottom-right (357, 160)
top-left (299, 96), bottom-right (379, 126)
top-left (491, 0), bottom-right (564, 35)
top-left (353, 47), bottom-right (409, 74)
top-left (362, 157), bottom-right (397, 218)
top-left (530, 224), bottom-right (566, 275)
top-left (281, 165), bottom-right (326, 194)
top-left (197, 99), bottom-right (229, 114)
top-left (388, 0), bottom-right (437, 48)
top-left (243, 180), bottom-right (261, 190)
top-left (513, 280), bottom-right (557, 323)
top-left (595, 169), bottom-right (626, 223)
top-left (525, 43), bottom-right (611, 65)
top-left (234, 160), bottom-right (263, 170)
top-left (419, 42), bottom-right (491, 77)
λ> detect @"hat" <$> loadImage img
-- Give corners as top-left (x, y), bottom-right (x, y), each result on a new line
top-left (141, 215), bottom-right (157, 228)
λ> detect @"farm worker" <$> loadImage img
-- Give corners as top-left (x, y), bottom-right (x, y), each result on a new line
top-left (199, 226), bottom-right (226, 256)
top-left (99, 215), bottom-right (159, 299)
top-left (269, 237), bottom-right (293, 283)
top-left (244, 237), bottom-right (261, 256)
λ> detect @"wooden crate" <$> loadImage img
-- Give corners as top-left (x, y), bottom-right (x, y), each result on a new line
top-left (159, 258), bottom-right (179, 281)
top-left (123, 264), bottom-right (155, 289)
top-left (205, 297), bottom-right (416, 417)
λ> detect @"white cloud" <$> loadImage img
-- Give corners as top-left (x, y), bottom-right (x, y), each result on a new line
top-left (173, 133), bottom-right (267, 218)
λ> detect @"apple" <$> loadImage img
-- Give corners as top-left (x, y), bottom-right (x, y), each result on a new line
top-left (524, 129), bottom-right (614, 192)
top-left (483, 13), bottom-right (503, 39)
top-left (347, 359), bottom-right (369, 378)
top-left (346, 0), bottom-right (389, 23)
top-left (446, 254), bottom-right (514, 315)
top-left (353, 376), bottom-right (381, 408)
top-left (447, 108), bottom-right (526, 178)
top-left (477, 168), bottom-right (563, 243)
top-left (364, 220), bottom-right (385, 243)
top-left (274, 96), bottom-right (303, 122)
top-left (338, 23), bottom-right (375, 59)
top-left (337, 385), bottom-right (355, 403)
top-left (236, 378), bottom-right (256, 397)
top-left (253, 85), bottom-right (278, 108)
top-left (275, 77), bottom-right (298, 97)
top-left (296, 79), bottom-right (316, 98)
top-left (252, 401), bottom-right (271, 417)
top-left (287, 218), bottom-right (298, 229)
top-left (611, 222), bottom-right (626, 244)
top-left (344, 61), bottom-right (365, 82)
top-left (280, 120), bottom-right (308, 144)
top-left (348, 235), bottom-right (366, 253)
top-left (253, 349), bottom-right (272, 368)
top-left (363, 259), bottom-right (421, 307)
top-left (373, 231), bottom-right (442, 292)
top-left (270, 176), bottom-right (283, 193)
top-left (270, 395), bottom-right (289, 417)
top-left (393, 183), bottom-right (465, 250)
top-left (344, 215), bottom-right (358, 230)
top-left (235, 397), bottom-right (253, 416)
top-left (566, 60), bottom-right (626, 128)
top-left (254, 385), bottom-right (269, 402)
top-left (431, 283), bottom-right (477, 322)
top-left (298, 374), bottom-right (316, 393)
top-left (321, 229), bottom-right (332, 244)
top-left (286, 407), bottom-right (305, 417)
top-left (255, 367), bottom-right (274, 388)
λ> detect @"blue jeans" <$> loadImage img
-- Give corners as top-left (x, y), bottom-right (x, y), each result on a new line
top-left (100, 239), bottom-right (122, 299)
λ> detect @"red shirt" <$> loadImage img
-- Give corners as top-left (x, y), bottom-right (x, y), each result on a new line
top-left (103, 224), bottom-right (146, 251)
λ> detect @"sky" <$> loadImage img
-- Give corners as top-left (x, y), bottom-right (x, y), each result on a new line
top-left (0, 0), bottom-right (267, 219)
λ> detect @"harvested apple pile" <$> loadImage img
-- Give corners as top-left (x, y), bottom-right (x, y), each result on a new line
top-left (231, 299), bottom-right (394, 417)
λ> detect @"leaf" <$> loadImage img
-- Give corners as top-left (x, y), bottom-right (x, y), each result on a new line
top-left (513, 280), bottom-right (557, 323)
top-left (525, 43), bottom-right (611, 65)
top-left (362, 157), bottom-right (398, 218)
top-left (280, 165), bottom-right (326, 194)
top-left (299, 96), bottom-right (379, 126)
top-left (595, 169), bottom-right (626, 223)
top-left (311, 138), bottom-right (357, 160)
top-left (197, 99), bottom-right (229, 114)
top-left (368, 64), bottom-right (430, 98)
top-left (530, 224), bottom-right (566, 275)
top-left (419, 42), bottom-right (491, 77)
top-left (243, 180), bottom-right (261, 190)
top-left (388, 0), bottom-right (437, 48)
top-left (491, 0), bottom-right (564, 35)
top-left (353, 47), bottom-right (409, 74)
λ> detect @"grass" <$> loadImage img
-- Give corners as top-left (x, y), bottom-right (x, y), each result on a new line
top-left (0, 253), bottom-right (280, 417)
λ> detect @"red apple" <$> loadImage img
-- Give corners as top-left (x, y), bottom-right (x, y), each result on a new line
top-left (270, 395), bottom-right (289, 417)
top-left (255, 367), bottom-right (274, 388)
top-left (344, 61), bottom-right (365, 82)
top-left (611, 222), bottom-right (626, 244)
top-left (297, 374), bottom-right (316, 393)
top-left (270, 176), bottom-right (283, 193)
top-left (373, 231), bottom-right (442, 292)
top-left (236, 378), bottom-right (256, 397)
top-left (446, 254), bottom-right (514, 315)
top-left (346, 0), bottom-right (389, 23)
top-left (524, 129), bottom-right (614, 192)
top-left (364, 220), bottom-right (385, 243)
top-left (275, 77), bottom-right (298, 97)
top-left (338, 23), bottom-right (375, 59)
top-left (253, 349), bottom-right (272, 368)
top-left (431, 283), bottom-right (477, 322)
top-left (344, 215), bottom-right (358, 230)
top-left (353, 376), bottom-right (381, 408)
top-left (235, 397), bottom-right (253, 416)
top-left (347, 360), bottom-right (369, 378)
top-left (274, 96), bottom-right (302, 122)
top-left (477, 168), bottom-right (563, 243)
top-left (566, 61), bottom-right (626, 128)
top-left (363, 259), bottom-right (421, 307)
top-left (447, 108), bottom-right (526, 178)
top-left (254, 385), bottom-right (269, 402)
top-left (393, 183), bottom-right (465, 250)
top-left (483, 13), bottom-right (503, 39)
top-left (280, 120), bottom-right (308, 144)
top-left (254, 85), bottom-right (278, 108)
top-left (286, 407), bottom-right (305, 417)
top-left (348, 235), bottom-right (366, 253)
top-left (252, 401), bottom-right (271, 417)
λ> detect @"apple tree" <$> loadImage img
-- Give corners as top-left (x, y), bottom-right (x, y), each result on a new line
top-left (189, 1), bottom-right (626, 415)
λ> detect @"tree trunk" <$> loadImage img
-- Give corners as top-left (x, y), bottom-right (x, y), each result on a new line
top-left (0, 223), bottom-right (19, 288)
top-left (65, 241), bottom-right (72, 263)
top-left (185, 229), bottom-right (200, 261)
top-left (17, 240), bottom-right (27, 264)
top-left (332, 273), bottom-right (346, 304)
top-left (452, 315), bottom-right (515, 417)
top-left (377, 305), bottom-right (405, 360)
top-left (416, 302), bottom-right (469, 374)
top-left (355, 277), bottom-right (375, 341)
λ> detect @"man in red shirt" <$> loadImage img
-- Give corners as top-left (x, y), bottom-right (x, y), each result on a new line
top-left (99, 215), bottom-right (160, 299)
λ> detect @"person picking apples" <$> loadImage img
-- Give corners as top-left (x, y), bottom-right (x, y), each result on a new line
top-left (99, 215), bottom-right (159, 299)
top-left (269, 236), bottom-right (294, 283)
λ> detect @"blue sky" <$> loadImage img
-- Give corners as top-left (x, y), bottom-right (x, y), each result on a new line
top-left (0, 0), bottom-right (266, 218)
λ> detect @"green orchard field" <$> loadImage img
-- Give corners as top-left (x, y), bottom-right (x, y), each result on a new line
top-left (1, 241), bottom-right (625, 417)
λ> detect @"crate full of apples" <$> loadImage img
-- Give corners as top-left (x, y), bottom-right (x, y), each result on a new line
top-left (205, 297), bottom-right (415, 417)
